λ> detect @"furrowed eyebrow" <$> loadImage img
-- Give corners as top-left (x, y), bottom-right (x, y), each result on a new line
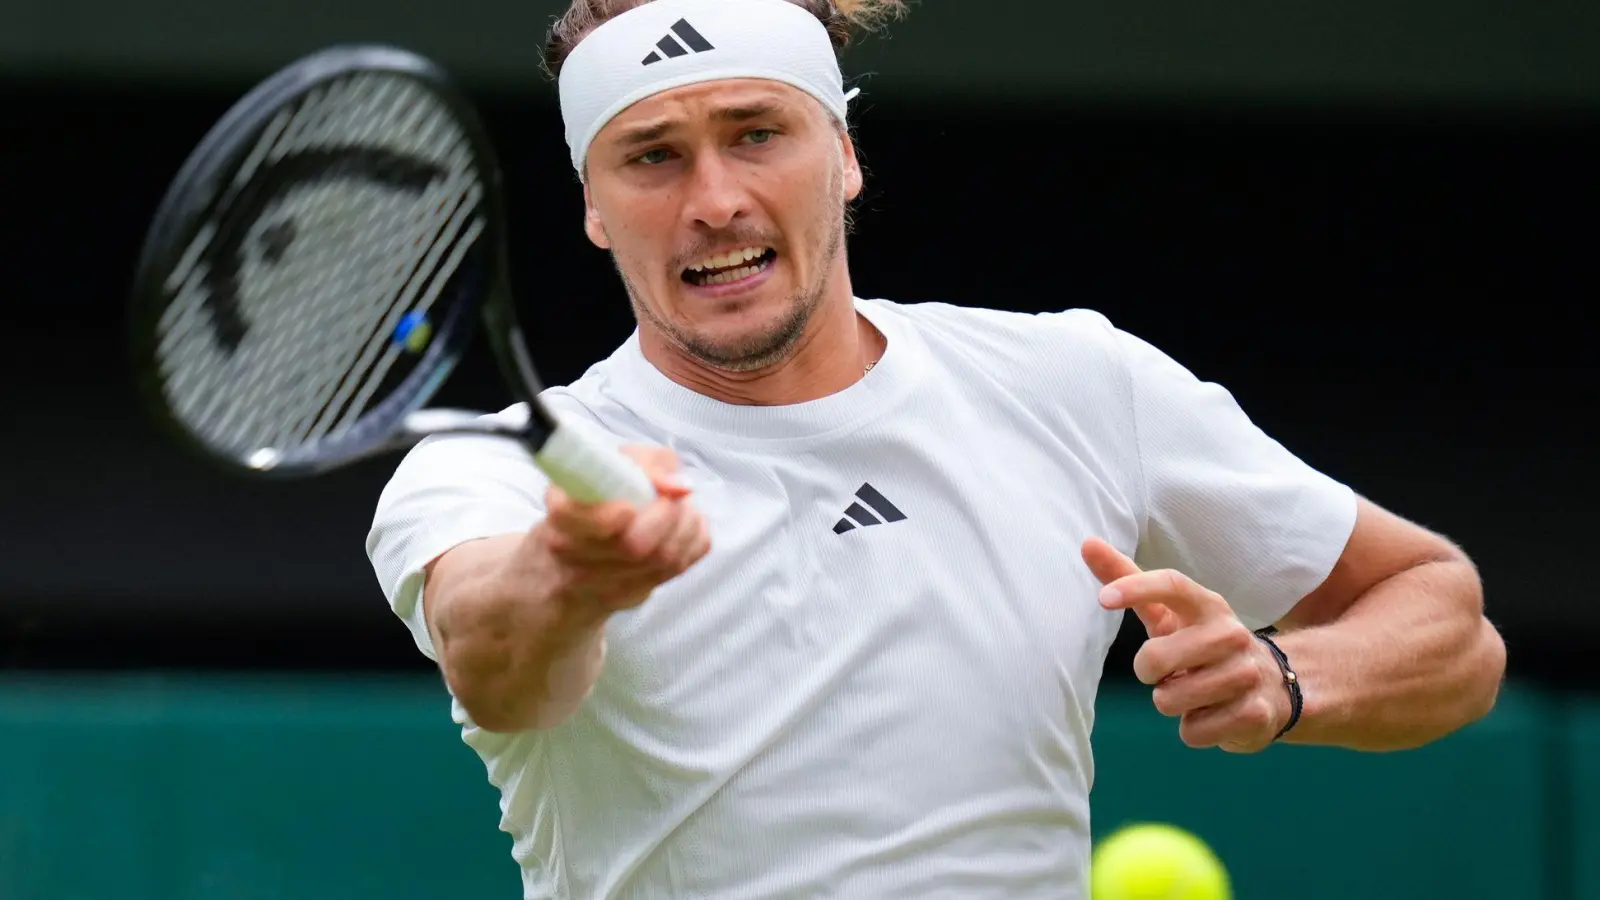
top-left (711, 102), bottom-right (782, 123)
top-left (615, 121), bottom-right (673, 148)
top-left (612, 101), bottom-right (786, 148)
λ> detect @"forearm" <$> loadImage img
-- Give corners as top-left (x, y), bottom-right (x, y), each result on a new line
top-left (1275, 558), bottom-right (1505, 751)
top-left (426, 532), bottom-right (608, 732)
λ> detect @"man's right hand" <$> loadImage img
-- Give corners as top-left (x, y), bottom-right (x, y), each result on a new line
top-left (424, 445), bottom-right (709, 731)
top-left (531, 445), bottom-right (711, 616)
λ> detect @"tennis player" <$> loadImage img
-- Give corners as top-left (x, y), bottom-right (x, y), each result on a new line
top-left (365, 0), bottom-right (1506, 895)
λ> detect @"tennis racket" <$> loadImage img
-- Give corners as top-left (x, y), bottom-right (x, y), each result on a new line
top-left (128, 43), bottom-right (655, 506)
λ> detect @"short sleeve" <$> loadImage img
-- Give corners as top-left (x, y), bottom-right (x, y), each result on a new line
top-left (364, 405), bottom-right (552, 661)
top-left (1115, 327), bottom-right (1358, 629)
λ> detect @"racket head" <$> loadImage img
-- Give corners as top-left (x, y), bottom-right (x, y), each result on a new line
top-left (129, 44), bottom-right (523, 478)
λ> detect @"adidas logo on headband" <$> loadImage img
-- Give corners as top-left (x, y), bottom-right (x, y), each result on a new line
top-left (561, 0), bottom-right (852, 177)
top-left (642, 18), bottom-right (715, 65)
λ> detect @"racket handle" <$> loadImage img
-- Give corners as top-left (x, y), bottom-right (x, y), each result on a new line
top-left (534, 420), bottom-right (657, 506)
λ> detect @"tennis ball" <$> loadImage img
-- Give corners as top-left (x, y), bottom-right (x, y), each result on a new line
top-left (1091, 823), bottom-right (1231, 900)
top-left (393, 310), bottom-right (432, 353)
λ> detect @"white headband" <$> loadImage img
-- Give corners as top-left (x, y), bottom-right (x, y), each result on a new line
top-left (557, 0), bottom-right (858, 178)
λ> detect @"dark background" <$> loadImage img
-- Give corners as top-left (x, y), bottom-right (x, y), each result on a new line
top-left (2, 7), bottom-right (1595, 686)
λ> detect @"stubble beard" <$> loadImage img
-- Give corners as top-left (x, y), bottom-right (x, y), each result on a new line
top-left (615, 163), bottom-right (847, 374)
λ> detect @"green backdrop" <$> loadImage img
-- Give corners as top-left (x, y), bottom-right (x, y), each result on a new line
top-left (1, 675), bottom-right (1591, 899)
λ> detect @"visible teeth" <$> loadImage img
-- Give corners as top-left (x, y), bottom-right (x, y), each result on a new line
top-left (689, 246), bottom-right (767, 272)
top-left (703, 264), bottom-right (761, 285)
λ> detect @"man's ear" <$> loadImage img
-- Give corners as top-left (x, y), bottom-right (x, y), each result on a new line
top-left (839, 131), bottom-right (863, 202)
top-left (583, 181), bottom-right (610, 249)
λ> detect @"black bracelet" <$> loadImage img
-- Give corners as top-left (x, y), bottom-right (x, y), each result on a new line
top-left (1253, 627), bottom-right (1303, 741)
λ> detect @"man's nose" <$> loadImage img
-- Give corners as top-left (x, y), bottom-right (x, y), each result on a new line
top-left (683, 152), bottom-right (749, 230)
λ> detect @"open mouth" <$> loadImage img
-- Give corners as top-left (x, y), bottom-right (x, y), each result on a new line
top-left (682, 246), bottom-right (777, 286)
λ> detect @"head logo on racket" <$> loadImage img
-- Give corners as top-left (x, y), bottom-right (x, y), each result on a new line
top-left (130, 44), bottom-right (657, 507)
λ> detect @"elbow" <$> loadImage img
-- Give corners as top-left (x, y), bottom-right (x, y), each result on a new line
top-left (1441, 557), bottom-right (1504, 729)
top-left (431, 608), bottom-right (535, 733)
top-left (426, 556), bottom-right (602, 734)
top-left (1427, 618), bottom-right (1506, 746)
top-left (442, 658), bottom-right (542, 734)
top-left (450, 671), bottom-right (586, 733)
top-left (434, 620), bottom-right (548, 733)
top-left (439, 638), bottom-right (593, 734)
top-left (1463, 617), bottom-right (1508, 726)
top-left (1388, 618), bottom-right (1506, 752)
top-left (459, 690), bottom-right (584, 734)
top-left (457, 691), bottom-right (537, 734)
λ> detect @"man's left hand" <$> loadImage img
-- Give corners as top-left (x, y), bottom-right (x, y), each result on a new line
top-left (1081, 537), bottom-right (1291, 753)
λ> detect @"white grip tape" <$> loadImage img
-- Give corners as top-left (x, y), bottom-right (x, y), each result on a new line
top-left (534, 421), bottom-right (656, 506)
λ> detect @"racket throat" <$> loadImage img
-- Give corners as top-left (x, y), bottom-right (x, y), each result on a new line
top-left (399, 408), bottom-right (543, 445)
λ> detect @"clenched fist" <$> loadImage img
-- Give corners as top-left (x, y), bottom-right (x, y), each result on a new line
top-left (537, 445), bottom-right (712, 614)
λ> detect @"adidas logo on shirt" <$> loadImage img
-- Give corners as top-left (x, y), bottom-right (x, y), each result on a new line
top-left (642, 19), bottom-right (715, 65)
top-left (832, 483), bottom-right (907, 534)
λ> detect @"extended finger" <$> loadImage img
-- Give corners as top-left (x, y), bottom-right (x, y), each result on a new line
top-left (1081, 537), bottom-right (1140, 586)
top-left (1079, 540), bottom-right (1182, 635)
top-left (1100, 568), bottom-right (1230, 623)
top-left (1150, 654), bottom-right (1264, 718)
top-left (620, 445), bottom-right (692, 499)
top-left (1132, 618), bottom-right (1254, 685)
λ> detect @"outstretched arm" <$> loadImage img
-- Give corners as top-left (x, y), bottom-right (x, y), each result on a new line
top-left (423, 446), bottom-right (708, 733)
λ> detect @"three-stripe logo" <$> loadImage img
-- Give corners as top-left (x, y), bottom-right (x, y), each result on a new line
top-left (642, 19), bottom-right (716, 65)
top-left (833, 483), bottom-right (907, 535)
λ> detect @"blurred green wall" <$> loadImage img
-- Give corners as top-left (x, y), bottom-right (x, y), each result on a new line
top-left (0, 675), bottom-right (1591, 899)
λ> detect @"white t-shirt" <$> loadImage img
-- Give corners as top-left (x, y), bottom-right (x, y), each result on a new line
top-left (365, 298), bottom-right (1356, 900)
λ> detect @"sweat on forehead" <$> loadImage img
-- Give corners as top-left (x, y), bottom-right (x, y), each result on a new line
top-left (557, 0), bottom-right (858, 180)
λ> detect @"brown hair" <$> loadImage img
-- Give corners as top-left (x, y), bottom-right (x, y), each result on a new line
top-left (541, 0), bottom-right (908, 81)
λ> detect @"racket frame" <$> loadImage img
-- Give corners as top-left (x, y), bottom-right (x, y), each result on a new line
top-left (129, 44), bottom-right (547, 478)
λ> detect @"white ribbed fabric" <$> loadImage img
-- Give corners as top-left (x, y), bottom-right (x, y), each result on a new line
top-left (365, 298), bottom-right (1356, 900)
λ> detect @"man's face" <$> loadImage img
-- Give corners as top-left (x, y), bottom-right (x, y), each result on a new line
top-left (582, 79), bottom-right (863, 372)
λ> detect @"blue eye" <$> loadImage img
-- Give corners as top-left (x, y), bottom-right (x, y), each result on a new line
top-left (637, 148), bottom-right (672, 165)
top-left (745, 129), bottom-right (776, 144)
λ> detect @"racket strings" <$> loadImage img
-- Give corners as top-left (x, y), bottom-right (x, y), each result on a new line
top-left (291, 175), bottom-right (483, 447)
top-left (153, 71), bottom-right (488, 459)
top-left (216, 182), bottom-right (443, 448)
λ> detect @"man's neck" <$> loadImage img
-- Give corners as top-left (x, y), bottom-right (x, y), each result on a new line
top-left (639, 285), bottom-right (883, 408)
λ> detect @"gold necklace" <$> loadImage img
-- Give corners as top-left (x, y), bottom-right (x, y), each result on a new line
top-left (864, 328), bottom-right (885, 373)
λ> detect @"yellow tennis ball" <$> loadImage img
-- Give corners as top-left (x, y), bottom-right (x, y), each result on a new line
top-left (403, 319), bottom-right (432, 353)
top-left (1091, 823), bottom-right (1232, 900)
